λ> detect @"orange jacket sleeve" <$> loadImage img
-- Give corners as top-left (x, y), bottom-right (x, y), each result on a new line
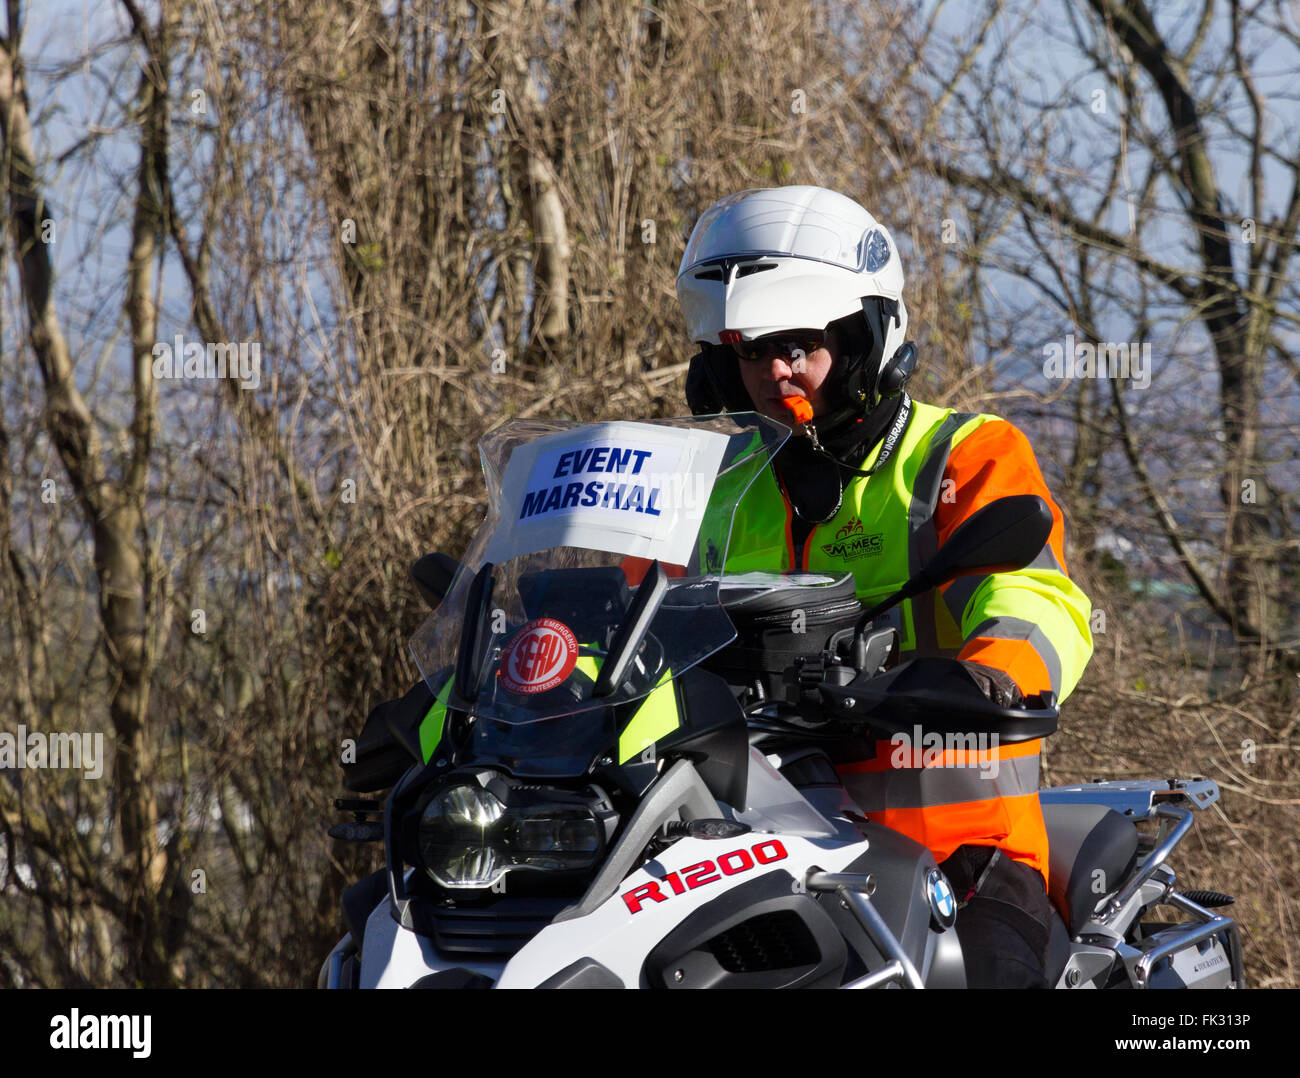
top-left (933, 419), bottom-right (1093, 700)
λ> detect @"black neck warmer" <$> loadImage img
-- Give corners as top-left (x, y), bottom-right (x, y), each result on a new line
top-left (774, 393), bottom-right (907, 525)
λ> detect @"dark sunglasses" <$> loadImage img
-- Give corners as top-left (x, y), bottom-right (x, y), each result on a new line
top-left (729, 330), bottom-right (827, 362)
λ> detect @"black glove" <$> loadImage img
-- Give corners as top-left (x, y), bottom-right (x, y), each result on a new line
top-left (958, 660), bottom-right (1024, 707)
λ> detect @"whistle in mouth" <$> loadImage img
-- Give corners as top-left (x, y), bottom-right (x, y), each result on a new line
top-left (780, 396), bottom-right (815, 426)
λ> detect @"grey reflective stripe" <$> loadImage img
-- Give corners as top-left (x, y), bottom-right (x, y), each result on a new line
top-left (1028, 543), bottom-right (1066, 576)
top-left (841, 753), bottom-right (1041, 812)
top-left (966, 615), bottom-right (1064, 696)
top-left (907, 412), bottom-right (978, 577)
top-left (905, 412), bottom-right (979, 653)
top-left (942, 572), bottom-right (992, 628)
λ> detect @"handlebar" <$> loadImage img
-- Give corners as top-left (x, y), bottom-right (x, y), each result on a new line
top-left (812, 657), bottom-right (1059, 743)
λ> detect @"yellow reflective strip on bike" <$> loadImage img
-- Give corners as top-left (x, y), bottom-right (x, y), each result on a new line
top-left (618, 669), bottom-right (678, 764)
top-left (419, 678), bottom-right (455, 763)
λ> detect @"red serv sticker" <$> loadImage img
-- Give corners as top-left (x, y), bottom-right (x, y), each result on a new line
top-left (498, 618), bottom-right (579, 694)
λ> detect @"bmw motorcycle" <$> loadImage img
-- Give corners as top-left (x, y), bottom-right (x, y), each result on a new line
top-left (320, 413), bottom-right (1244, 989)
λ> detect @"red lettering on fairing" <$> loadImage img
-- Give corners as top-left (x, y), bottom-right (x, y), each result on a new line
top-left (620, 841), bottom-right (791, 914)
top-left (682, 861), bottom-right (720, 889)
top-left (622, 881), bottom-right (667, 914)
top-left (718, 849), bottom-right (754, 875)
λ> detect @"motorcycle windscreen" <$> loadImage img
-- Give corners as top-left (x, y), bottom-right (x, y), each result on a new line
top-left (408, 414), bottom-right (788, 725)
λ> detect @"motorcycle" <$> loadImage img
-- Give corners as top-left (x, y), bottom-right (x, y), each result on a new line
top-left (319, 412), bottom-right (1244, 989)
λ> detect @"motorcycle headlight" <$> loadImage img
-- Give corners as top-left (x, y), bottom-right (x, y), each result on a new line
top-left (417, 777), bottom-right (609, 889)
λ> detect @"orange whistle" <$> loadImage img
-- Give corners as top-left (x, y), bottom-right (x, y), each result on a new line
top-left (781, 396), bottom-right (814, 426)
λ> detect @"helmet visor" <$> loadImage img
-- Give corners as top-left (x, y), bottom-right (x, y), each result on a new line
top-left (679, 189), bottom-right (888, 277)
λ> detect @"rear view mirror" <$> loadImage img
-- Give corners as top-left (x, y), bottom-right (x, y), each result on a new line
top-left (925, 494), bottom-right (1053, 585)
top-left (854, 495), bottom-right (1053, 633)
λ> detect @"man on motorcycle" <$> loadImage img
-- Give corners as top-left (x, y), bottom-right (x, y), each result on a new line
top-left (675, 186), bottom-right (1094, 987)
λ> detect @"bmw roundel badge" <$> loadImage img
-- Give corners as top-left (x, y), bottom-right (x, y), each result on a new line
top-left (926, 868), bottom-right (957, 929)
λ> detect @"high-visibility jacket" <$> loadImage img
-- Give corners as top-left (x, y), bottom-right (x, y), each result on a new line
top-left (712, 400), bottom-right (1093, 884)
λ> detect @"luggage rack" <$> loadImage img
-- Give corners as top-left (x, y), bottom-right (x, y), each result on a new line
top-left (1038, 777), bottom-right (1220, 817)
top-left (1041, 778), bottom-right (1243, 988)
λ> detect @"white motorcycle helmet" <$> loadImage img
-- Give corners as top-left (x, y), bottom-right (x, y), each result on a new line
top-left (677, 186), bottom-right (915, 427)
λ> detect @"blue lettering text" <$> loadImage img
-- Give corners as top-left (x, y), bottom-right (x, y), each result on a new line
top-left (520, 490), bottom-right (546, 519)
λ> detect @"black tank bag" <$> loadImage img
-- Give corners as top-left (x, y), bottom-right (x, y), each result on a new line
top-left (709, 574), bottom-right (862, 700)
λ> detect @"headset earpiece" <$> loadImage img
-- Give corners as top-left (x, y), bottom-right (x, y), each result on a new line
top-left (877, 341), bottom-right (917, 398)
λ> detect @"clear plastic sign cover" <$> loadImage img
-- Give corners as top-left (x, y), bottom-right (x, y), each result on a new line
top-left (408, 413), bottom-right (789, 726)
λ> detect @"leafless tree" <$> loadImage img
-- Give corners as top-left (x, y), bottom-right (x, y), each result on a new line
top-left (1, 0), bottom-right (1294, 987)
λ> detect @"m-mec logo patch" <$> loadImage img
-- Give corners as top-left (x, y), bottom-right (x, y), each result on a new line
top-left (820, 517), bottom-right (884, 562)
